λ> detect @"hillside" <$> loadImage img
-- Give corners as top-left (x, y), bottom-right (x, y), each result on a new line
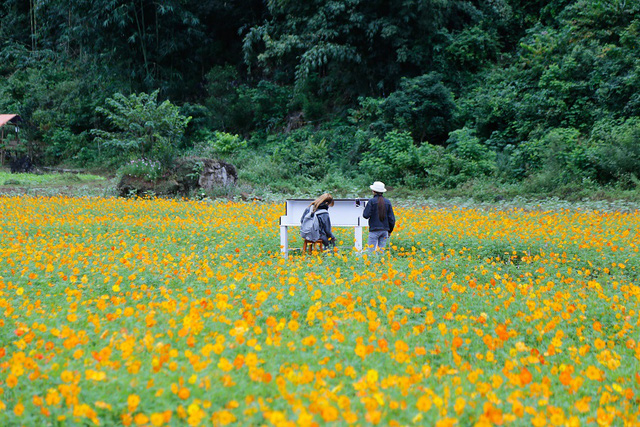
top-left (0, 1), bottom-right (638, 196)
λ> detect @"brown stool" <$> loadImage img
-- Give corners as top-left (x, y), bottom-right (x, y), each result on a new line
top-left (303, 240), bottom-right (323, 254)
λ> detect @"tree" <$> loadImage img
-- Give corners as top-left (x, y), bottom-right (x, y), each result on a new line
top-left (242, 0), bottom-right (488, 99)
top-left (92, 90), bottom-right (191, 166)
top-left (459, 0), bottom-right (640, 148)
top-left (382, 73), bottom-right (456, 144)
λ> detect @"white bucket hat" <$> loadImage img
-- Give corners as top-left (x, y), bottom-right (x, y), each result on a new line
top-left (369, 181), bottom-right (387, 193)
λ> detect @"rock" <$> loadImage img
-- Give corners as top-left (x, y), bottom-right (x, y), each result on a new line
top-left (117, 175), bottom-right (157, 197)
top-left (117, 176), bottom-right (179, 197)
top-left (241, 192), bottom-right (262, 201)
top-left (285, 111), bottom-right (305, 132)
top-left (9, 155), bottom-right (33, 173)
top-left (117, 157), bottom-right (238, 197)
top-left (155, 179), bottom-right (180, 195)
top-left (198, 159), bottom-right (237, 189)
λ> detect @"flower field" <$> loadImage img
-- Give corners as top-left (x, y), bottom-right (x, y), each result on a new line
top-left (0, 196), bottom-right (639, 426)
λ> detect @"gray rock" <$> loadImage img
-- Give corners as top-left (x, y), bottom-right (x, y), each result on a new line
top-left (117, 157), bottom-right (237, 197)
top-left (198, 159), bottom-right (237, 189)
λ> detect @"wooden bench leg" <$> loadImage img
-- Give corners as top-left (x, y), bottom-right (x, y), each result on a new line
top-left (303, 240), bottom-right (324, 254)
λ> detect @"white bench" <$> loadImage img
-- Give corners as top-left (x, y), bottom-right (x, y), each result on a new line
top-left (280, 198), bottom-right (369, 257)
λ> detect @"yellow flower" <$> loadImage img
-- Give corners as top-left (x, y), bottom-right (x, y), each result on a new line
top-left (127, 394), bottom-right (141, 412)
top-left (14, 402), bottom-right (24, 416)
top-left (134, 413), bottom-right (149, 425)
top-left (416, 395), bottom-right (432, 412)
top-left (585, 366), bottom-right (604, 381)
top-left (217, 358), bottom-right (233, 372)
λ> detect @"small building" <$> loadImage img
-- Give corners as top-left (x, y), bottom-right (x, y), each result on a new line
top-left (0, 114), bottom-right (22, 165)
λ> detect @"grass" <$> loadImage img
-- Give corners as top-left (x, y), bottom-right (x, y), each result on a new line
top-left (0, 169), bottom-right (111, 197)
top-left (0, 171), bottom-right (105, 185)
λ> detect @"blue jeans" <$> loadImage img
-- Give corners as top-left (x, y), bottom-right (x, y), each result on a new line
top-left (367, 230), bottom-right (389, 252)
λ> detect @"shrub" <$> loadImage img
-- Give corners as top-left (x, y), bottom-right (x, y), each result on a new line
top-left (446, 127), bottom-right (497, 179)
top-left (415, 143), bottom-right (450, 187)
top-left (587, 117), bottom-right (640, 186)
top-left (193, 131), bottom-right (248, 157)
top-left (272, 129), bottom-right (330, 180)
top-left (41, 128), bottom-right (87, 165)
top-left (117, 158), bottom-right (163, 181)
top-left (506, 128), bottom-right (592, 186)
top-left (359, 130), bottom-right (420, 185)
top-left (381, 73), bottom-right (456, 144)
top-left (92, 90), bottom-right (191, 168)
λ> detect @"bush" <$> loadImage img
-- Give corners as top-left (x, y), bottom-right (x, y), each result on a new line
top-left (446, 127), bottom-right (496, 179)
top-left (41, 128), bottom-right (87, 165)
top-left (92, 90), bottom-right (191, 168)
top-left (382, 73), bottom-right (456, 144)
top-left (587, 117), bottom-right (640, 186)
top-left (359, 130), bottom-right (421, 185)
top-left (272, 129), bottom-right (330, 180)
top-left (192, 131), bottom-right (248, 157)
top-left (510, 128), bottom-right (592, 185)
top-left (117, 158), bottom-right (163, 182)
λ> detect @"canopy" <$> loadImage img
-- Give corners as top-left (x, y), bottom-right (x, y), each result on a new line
top-left (0, 114), bottom-right (21, 127)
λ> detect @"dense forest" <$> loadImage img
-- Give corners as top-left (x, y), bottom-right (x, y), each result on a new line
top-left (1, 0), bottom-right (638, 196)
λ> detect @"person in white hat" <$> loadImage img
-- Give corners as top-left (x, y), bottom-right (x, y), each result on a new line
top-left (362, 181), bottom-right (395, 252)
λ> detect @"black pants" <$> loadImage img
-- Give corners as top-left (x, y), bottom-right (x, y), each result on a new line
top-left (320, 234), bottom-right (335, 249)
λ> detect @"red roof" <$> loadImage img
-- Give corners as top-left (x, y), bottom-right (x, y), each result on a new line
top-left (0, 114), bottom-right (21, 127)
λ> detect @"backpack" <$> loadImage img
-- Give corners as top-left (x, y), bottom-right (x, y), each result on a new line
top-left (300, 208), bottom-right (320, 241)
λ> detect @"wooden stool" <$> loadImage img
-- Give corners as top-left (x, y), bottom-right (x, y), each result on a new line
top-left (303, 240), bottom-right (323, 254)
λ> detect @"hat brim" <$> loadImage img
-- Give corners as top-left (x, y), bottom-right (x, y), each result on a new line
top-left (370, 185), bottom-right (386, 193)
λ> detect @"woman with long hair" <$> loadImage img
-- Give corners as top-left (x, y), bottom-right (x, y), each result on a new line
top-left (300, 193), bottom-right (336, 250)
top-left (362, 181), bottom-right (395, 252)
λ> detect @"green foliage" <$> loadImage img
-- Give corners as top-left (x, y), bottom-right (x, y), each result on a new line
top-left (357, 127), bottom-right (499, 190)
top-left (348, 97), bottom-right (393, 137)
top-left (587, 117), bottom-right (640, 186)
top-left (359, 130), bottom-right (420, 185)
top-left (92, 91), bottom-right (191, 167)
top-left (41, 128), bottom-right (87, 165)
top-left (382, 73), bottom-right (456, 144)
top-left (413, 143), bottom-right (454, 188)
top-left (243, 0), bottom-right (490, 100)
top-left (1, 0), bottom-right (639, 198)
top-left (446, 127), bottom-right (497, 178)
top-left (240, 81), bottom-right (293, 131)
top-left (117, 158), bottom-right (163, 181)
top-left (205, 66), bottom-right (253, 132)
top-left (459, 0), bottom-right (640, 148)
top-left (515, 128), bottom-right (590, 187)
top-left (272, 128), bottom-right (330, 180)
top-left (0, 57), bottom-right (117, 165)
top-left (445, 26), bottom-right (500, 72)
top-left (196, 131), bottom-right (248, 157)
top-left (205, 70), bottom-right (293, 133)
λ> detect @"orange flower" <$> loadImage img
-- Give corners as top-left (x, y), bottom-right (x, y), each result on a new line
top-left (585, 366), bottom-right (604, 382)
top-left (6, 374), bottom-right (18, 388)
top-left (14, 402), bottom-right (25, 416)
top-left (519, 367), bottom-right (532, 385)
top-left (452, 336), bottom-right (463, 349)
top-left (178, 388), bottom-right (190, 400)
top-left (416, 395), bottom-right (432, 412)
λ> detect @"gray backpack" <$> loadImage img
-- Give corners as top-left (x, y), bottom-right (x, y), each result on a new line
top-left (300, 208), bottom-right (320, 241)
